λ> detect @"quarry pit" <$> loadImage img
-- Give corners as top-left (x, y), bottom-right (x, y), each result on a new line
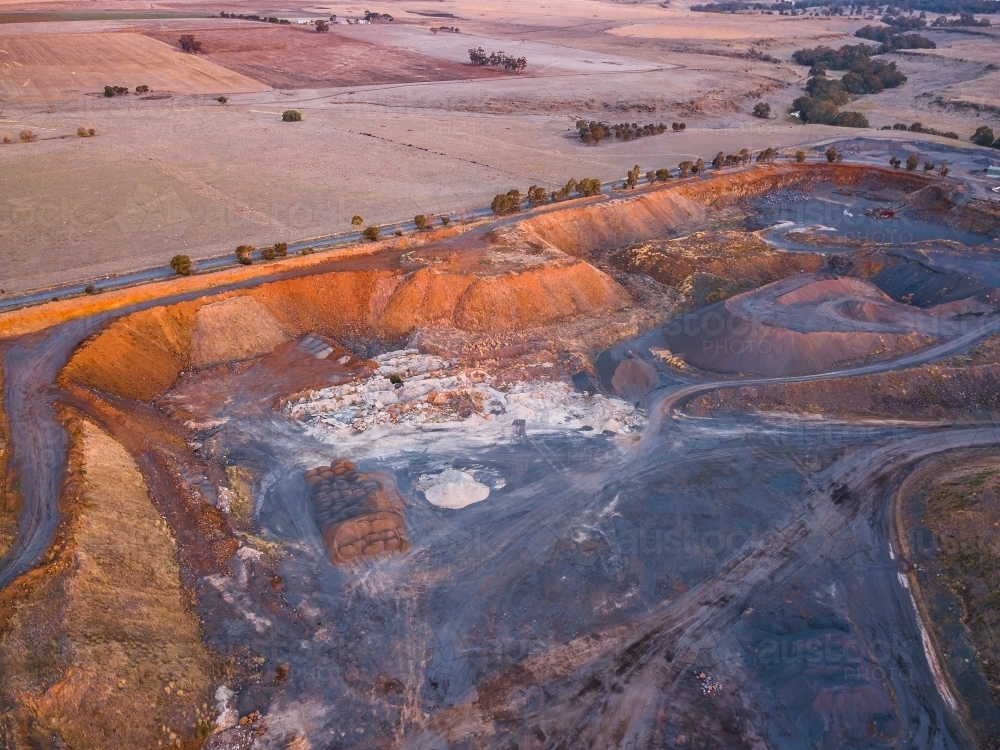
top-left (3, 159), bottom-right (1000, 749)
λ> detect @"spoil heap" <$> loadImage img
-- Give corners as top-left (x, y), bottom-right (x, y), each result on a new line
top-left (304, 460), bottom-right (408, 564)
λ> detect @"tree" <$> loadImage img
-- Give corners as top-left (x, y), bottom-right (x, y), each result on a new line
top-left (282, 110), bottom-right (302, 122)
top-left (414, 214), bottom-right (428, 229)
top-left (905, 153), bottom-right (919, 171)
top-left (217, 96), bottom-right (228, 104)
top-left (678, 161), bottom-right (694, 177)
top-left (756, 147), bottom-right (777, 164)
top-left (971, 125), bottom-right (996, 147)
top-left (752, 102), bottom-right (771, 118)
top-left (694, 158), bottom-right (705, 174)
top-left (626, 165), bottom-right (641, 189)
top-left (363, 226), bottom-right (381, 241)
top-left (527, 185), bottom-right (548, 206)
top-left (440, 216), bottom-right (450, 226)
top-left (491, 190), bottom-right (522, 215)
top-left (826, 147), bottom-right (838, 162)
top-left (315, 19), bottom-right (329, 32)
top-left (18, 130), bottom-right (37, 143)
top-left (739, 148), bottom-right (750, 164)
top-left (235, 245), bottom-right (254, 265)
top-left (923, 161), bottom-right (934, 172)
top-left (889, 156), bottom-right (901, 168)
top-left (135, 85), bottom-right (149, 94)
top-left (179, 34), bottom-right (203, 53)
top-left (576, 178), bottom-right (601, 196)
top-left (795, 150), bottom-right (806, 163)
top-left (712, 151), bottom-right (725, 169)
top-left (170, 254), bottom-right (192, 275)
top-left (351, 215), bottom-right (363, 226)
top-left (655, 168), bottom-right (672, 181)
top-left (938, 163), bottom-right (950, 177)
top-left (647, 171), bottom-right (656, 185)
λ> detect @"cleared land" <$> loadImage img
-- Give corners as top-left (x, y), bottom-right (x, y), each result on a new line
top-left (0, 31), bottom-right (264, 101)
top-left (144, 24), bottom-right (506, 89)
top-left (0, 1), bottom-right (996, 294)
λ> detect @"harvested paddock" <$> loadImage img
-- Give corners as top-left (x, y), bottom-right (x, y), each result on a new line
top-left (0, 31), bottom-right (264, 100)
top-left (143, 25), bottom-right (505, 89)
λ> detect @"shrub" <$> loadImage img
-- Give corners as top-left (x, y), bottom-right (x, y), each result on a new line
top-left (77, 127), bottom-right (90, 137)
top-left (972, 125), bottom-right (996, 147)
top-left (826, 147), bottom-right (838, 162)
top-left (217, 96), bottom-right (228, 104)
top-left (363, 226), bottom-right (381, 241)
top-left (752, 102), bottom-right (771, 118)
top-left (170, 254), bottom-right (192, 275)
top-left (795, 150), bottom-right (806, 163)
top-left (0, 134), bottom-right (10, 144)
top-left (235, 245), bottom-right (254, 265)
top-left (678, 161), bottom-right (694, 177)
top-left (389, 374), bottom-right (403, 385)
top-left (923, 161), bottom-right (935, 172)
top-left (939, 163), bottom-right (950, 177)
top-left (84, 285), bottom-right (96, 294)
top-left (889, 156), bottom-right (901, 168)
top-left (414, 214), bottom-right (428, 229)
top-left (655, 168), bottom-right (672, 181)
top-left (351, 215), bottom-right (363, 226)
top-left (315, 19), bottom-right (329, 32)
top-left (906, 153), bottom-right (919, 171)
top-left (694, 158), bottom-right (705, 174)
top-left (135, 85), bottom-right (149, 94)
top-left (261, 242), bottom-right (287, 260)
top-left (282, 110), bottom-right (302, 122)
top-left (440, 216), bottom-right (450, 226)
top-left (671, 122), bottom-right (686, 131)
top-left (18, 130), bottom-right (37, 143)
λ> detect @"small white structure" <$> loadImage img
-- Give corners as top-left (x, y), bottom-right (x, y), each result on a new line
top-left (987, 165), bottom-right (1000, 178)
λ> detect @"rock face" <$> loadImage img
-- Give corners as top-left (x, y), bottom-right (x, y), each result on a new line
top-left (189, 295), bottom-right (292, 368)
top-left (304, 459), bottom-right (408, 564)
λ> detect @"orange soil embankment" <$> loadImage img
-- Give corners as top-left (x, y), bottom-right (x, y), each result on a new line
top-left (518, 163), bottom-right (934, 259)
top-left (61, 261), bottom-right (629, 401)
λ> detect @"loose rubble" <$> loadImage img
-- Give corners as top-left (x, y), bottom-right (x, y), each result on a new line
top-left (287, 349), bottom-right (644, 455)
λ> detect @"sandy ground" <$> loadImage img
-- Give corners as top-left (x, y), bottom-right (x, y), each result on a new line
top-left (0, 0), bottom-right (996, 294)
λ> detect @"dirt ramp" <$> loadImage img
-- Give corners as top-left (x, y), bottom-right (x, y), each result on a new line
top-left (190, 296), bottom-right (292, 368)
top-left (305, 460), bottom-right (408, 565)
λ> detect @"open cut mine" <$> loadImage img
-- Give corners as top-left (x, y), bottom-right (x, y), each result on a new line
top-left (4, 149), bottom-right (1000, 749)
